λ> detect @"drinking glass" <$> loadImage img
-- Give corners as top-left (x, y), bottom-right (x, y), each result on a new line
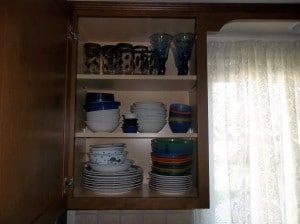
top-left (149, 33), bottom-right (173, 75)
top-left (172, 33), bottom-right (195, 75)
top-left (133, 45), bottom-right (148, 75)
top-left (102, 45), bottom-right (117, 74)
top-left (83, 43), bottom-right (101, 74)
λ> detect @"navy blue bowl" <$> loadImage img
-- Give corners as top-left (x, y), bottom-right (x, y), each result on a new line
top-left (123, 118), bottom-right (138, 126)
top-left (122, 125), bottom-right (139, 133)
top-left (84, 101), bottom-right (120, 112)
top-left (85, 92), bottom-right (114, 103)
top-left (169, 121), bottom-right (191, 133)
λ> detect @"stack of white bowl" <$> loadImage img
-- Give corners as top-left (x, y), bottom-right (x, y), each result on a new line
top-left (130, 101), bottom-right (167, 133)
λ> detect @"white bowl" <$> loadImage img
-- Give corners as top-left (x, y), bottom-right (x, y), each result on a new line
top-left (90, 143), bottom-right (125, 148)
top-left (138, 122), bottom-right (166, 133)
top-left (90, 148), bottom-right (126, 155)
top-left (139, 121), bottom-right (166, 125)
top-left (85, 121), bottom-right (120, 132)
top-left (86, 116), bottom-right (120, 122)
top-left (123, 113), bottom-right (137, 119)
top-left (88, 159), bottom-right (133, 172)
top-left (89, 144), bottom-right (126, 154)
top-left (86, 109), bottom-right (120, 116)
top-left (133, 101), bottom-right (165, 108)
top-left (86, 113), bottom-right (120, 119)
top-left (138, 116), bottom-right (166, 121)
top-left (88, 151), bottom-right (128, 164)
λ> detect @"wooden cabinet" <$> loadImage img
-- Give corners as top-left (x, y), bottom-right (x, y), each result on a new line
top-left (67, 12), bottom-right (209, 210)
top-left (64, 2), bottom-right (300, 211)
top-left (1, 0), bottom-right (300, 222)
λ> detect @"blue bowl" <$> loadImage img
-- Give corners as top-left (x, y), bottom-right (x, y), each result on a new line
top-left (170, 103), bottom-right (192, 113)
top-left (169, 111), bottom-right (192, 118)
top-left (151, 138), bottom-right (193, 155)
top-left (84, 101), bottom-right (120, 112)
top-left (85, 92), bottom-right (114, 103)
top-left (169, 121), bottom-right (191, 133)
top-left (123, 118), bottom-right (138, 126)
top-left (122, 125), bottom-right (139, 133)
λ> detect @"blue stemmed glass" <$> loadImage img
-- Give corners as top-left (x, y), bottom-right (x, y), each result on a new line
top-left (172, 33), bottom-right (195, 75)
top-left (149, 33), bottom-right (173, 75)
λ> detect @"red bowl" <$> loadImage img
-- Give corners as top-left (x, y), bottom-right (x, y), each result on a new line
top-left (151, 152), bottom-right (192, 163)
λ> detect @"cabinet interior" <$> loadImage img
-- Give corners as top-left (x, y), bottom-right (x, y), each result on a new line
top-left (73, 17), bottom-right (200, 199)
top-left (77, 17), bottom-right (196, 76)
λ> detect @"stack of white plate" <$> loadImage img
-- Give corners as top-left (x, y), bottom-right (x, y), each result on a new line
top-left (149, 172), bottom-right (192, 194)
top-left (130, 101), bottom-right (167, 133)
top-left (82, 165), bottom-right (144, 194)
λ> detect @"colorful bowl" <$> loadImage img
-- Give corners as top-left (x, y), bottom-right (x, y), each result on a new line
top-left (151, 165), bottom-right (192, 176)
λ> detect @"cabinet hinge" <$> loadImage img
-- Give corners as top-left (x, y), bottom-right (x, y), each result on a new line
top-left (64, 177), bottom-right (74, 193)
top-left (67, 27), bottom-right (79, 40)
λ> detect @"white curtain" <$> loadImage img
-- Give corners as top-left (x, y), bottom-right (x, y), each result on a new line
top-left (196, 40), bottom-right (300, 224)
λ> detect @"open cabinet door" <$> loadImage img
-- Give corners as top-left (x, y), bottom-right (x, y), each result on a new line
top-left (0, 0), bottom-right (69, 223)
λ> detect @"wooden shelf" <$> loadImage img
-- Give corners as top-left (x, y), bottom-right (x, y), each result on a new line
top-left (75, 131), bottom-right (198, 138)
top-left (73, 183), bottom-right (198, 198)
top-left (77, 74), bottom-right (197, 91)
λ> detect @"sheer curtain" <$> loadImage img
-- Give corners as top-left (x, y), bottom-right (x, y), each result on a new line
top-left (196, 40), bottom-right (300, 224)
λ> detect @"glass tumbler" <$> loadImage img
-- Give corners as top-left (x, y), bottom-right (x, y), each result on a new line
top-left (83, 43), bottom-right (101, 74)
top-left (115, 43), bottom-right (133, 74)
top-left (102, 45), bottom-right (117, 74)
top-left (147, 49), bottom-right (156, 75)
top-left (172, 32), bottom-right (195, 75)
top-left (149, 33), bottom-right (173, 75)
top-left (133, 45), bottom-right (148, 75)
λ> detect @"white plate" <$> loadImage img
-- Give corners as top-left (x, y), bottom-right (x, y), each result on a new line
top-left (83, 164), bottom-right (143, 176)
top-left (149, 183), bottom-right (192, 194)
top-left (82, 183), bottom-right (142, 194)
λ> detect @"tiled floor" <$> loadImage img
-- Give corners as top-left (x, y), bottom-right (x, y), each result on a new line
top-left (67, 210), bottom-right (194, 224)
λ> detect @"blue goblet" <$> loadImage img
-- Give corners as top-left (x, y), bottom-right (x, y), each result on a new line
top-left (172, 33), bottom-right (195, 75)
top-left (149, 33), bottom-right (173, 75)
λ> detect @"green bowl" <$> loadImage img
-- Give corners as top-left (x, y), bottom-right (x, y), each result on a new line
top-left (151, 138), bottom-right (194, 156)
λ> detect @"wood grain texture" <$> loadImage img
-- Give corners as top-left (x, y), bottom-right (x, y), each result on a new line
top-left (0, 0), bottom-right (68, 223)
